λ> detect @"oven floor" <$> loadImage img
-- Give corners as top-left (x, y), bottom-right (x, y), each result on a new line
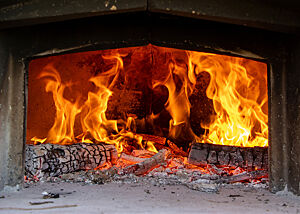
top-left (0, 182), bottom-right (299, 213)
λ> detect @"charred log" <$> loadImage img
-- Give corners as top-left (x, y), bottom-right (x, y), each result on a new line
top-left (188, 143), bottom-right (268, 170)
top-left (25, 143), bottom-right (118, 178)
top-left (120, 153), bottom-right (145, 163)
top-left (166, 140), bottom-right (189, 157)
top-left (139, 134), bottom-right (167, 145)
top-left (121, 149), bottom-right (169, 175)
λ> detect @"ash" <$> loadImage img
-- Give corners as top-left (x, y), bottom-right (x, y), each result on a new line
top-left (25, 166), bottom-right (268, 193)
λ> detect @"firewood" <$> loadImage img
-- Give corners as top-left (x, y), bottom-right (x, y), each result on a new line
top-left (25, 143), bottom-right (118, 178)
top-left (166, 140), bottom-right (189, 157)
top-left (120, 153), bottom-right (146, 163)
top-left (188, 142), bottom-right (268, 170)
top-left (139, 134), bottom-right (166, 145)
top-left (131, 149), bottom-right (156, 158)
top-left (121, 149), bottom-right (169, 175)
top-left (220, 170), bottom-right (268, 183)
top-left (118, 133), bottom-right (165, 153)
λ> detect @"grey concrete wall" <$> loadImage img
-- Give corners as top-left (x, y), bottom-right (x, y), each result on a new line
top-left (0, 0), bottom-right (299, 33)
top-left (287, 37), bottom-right (300, 195)
top-left (269, 36), bottom-right (300, 196)
top-left (0, 34), bottom-right (25, 191)
top-left (269, 58), bottom-right (289, 193)
top-left (0, 34), bottom-right (10, 191)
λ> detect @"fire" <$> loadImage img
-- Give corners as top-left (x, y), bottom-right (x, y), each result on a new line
top-left (30, 49), bottom-right (155, 154)
top-left (188, 52), bottom-right (268, 147)
top-left (151, 47), bottom-right (267, 147)
top-left (28, 45), bottom-right (268, 156)
top-left (79, 52), bottom-right (121, 145)
top-left (37, 65), bottom-right (81, 145)
top-left (152, 50), bottom-right (197, 144)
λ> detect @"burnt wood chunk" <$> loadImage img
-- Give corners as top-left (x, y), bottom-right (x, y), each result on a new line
top-left (229, 151), bottom-right (238, 166)
top-left (121, 149), bottom-right (169, 176)
top-left (262, 152), bottom-right (268, 169)
top-left (217, 151), bottom-right (230, 165)
top-left (25, 143), bottom-right (118, 178)
top-left (188, 143), bottom-right (268, 170)
top-left (188, 145), bottom-right (208, 165)
top-left (253, 147), bottom-right (263, 169)
top-left (244, 150), bottom-right (254, 170)
top-left (207, 151), bottom-right (218, 164)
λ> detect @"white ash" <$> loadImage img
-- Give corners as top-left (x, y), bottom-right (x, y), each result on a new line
top-left (25, 166), bottom-right (268, 193)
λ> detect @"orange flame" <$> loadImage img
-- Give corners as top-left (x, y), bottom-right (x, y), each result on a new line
top-left (152, 47), bottom-right (267, 147)
top-left (31, 49), bottom-right (158, 154)
top-left (38, 65), bottom-right (81, 144)
top-left (29, 45), bottom-right (268, 155)
top-left (80, 52), bottom-right (122, 143)
top-left (188, 52), bottom-right (268, 147)
top-left (152, 49), bottom-right (198, 143)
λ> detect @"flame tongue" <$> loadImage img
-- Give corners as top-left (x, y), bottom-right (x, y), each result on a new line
top-left (80, 53), bottom-right (123, 143)
top-left (151, 48), bottom-right (267, 147)
top-left (189, 53), bottom-right (268, 147)
top-left (38, 65), bottom-right (81, 144)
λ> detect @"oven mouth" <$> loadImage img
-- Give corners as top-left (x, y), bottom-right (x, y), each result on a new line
top-left (24, 43), bottom-right (268, 186)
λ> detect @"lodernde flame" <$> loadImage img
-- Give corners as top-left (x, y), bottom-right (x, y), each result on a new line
top-left (188, 52), bottom-right (268, 147)
top-left (32, 50), bottom-right (156, 154)
top-left (30, 45), bottom-right (268, 151)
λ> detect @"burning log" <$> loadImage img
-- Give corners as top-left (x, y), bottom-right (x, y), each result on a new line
top-left (137, 134), bottom-right (188, 157)
top-left (139, 134), bottom-right (166, 145)
top-left (131, 149), bottom-right (156, 158)
top-left (188, 142), bottom-right (268, 170)
top-left (166, 140), bottom-right (189, 157)
top-left (121, 149), bottom-right (169, 175)
top-left (138, 133), bottom-right (168, 151)
top-left (25, 143), bottom-right (118, 178)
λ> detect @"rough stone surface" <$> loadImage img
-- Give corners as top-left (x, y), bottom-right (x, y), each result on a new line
top-left (0, 182), bottom-right (299, 213)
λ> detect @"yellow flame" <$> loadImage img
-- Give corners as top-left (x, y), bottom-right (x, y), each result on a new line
top-left (32, 50), bottom-right (158, 154)
top-left (145, 141), bottom-right (158, 153)
top-left (188, 52), bottom-right (268, 147)
top-left (31, 136), bottom-right (47, 144)
top-left (37, 65), bottom-right (81, 144)
top-left (79, 52), bottom-right (124, 144)
top-left (152, 50), bottom-right (197, 143)
top-left (30, 45), bottom-right (268, 153)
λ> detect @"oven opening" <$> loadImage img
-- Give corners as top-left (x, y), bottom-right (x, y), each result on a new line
top-left (25, 44), bottom-right (268, 187)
